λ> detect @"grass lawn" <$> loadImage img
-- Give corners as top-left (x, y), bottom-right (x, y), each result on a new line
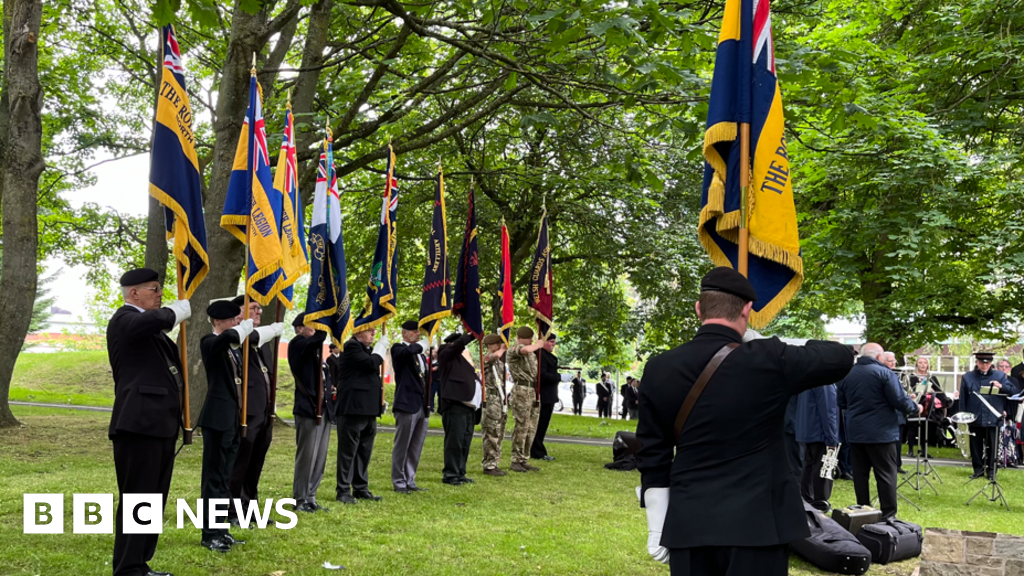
top-left (3, 407), bottom-right (1023, 576)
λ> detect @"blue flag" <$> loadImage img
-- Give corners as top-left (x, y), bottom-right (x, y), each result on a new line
top-left (452, 181), bottom-right (482, 339)
top-left (418, 168), bottom-right (452, 342)
top-left (304, 134), bottom-right (352, 346)
top-left (353, 145), bottom-right (399, 333)
top-left (149, 25), bottom-right (208, 298)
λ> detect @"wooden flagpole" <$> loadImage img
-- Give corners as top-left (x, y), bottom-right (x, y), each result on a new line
top-left (240, 53), bottom-right (257, 439)
top-left (479, 339), bottom-right (486, 407)
top-left (270, 300), bottom-right (282, 424)
top-left (738, 123), bottom-right (751, 277)
top-left (176, 262), bottom-right (193, 445)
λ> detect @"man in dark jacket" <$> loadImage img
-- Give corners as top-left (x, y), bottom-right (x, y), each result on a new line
top-left (636, 267), bottom-right (854, 576)
top-left (596, 374), bottom-right (613, 418)
top-left (438, 332), bottom-right (481, 485)
top-left (325, 342), bottom-right (343, 398)
top-left (796, 383), bottom-right (839, 511)
top-left (288, 313), bottom-right (331, 513)
top-left (197, 299), bottom-right (251, 552)
top-left (571, 375), bottom-right (587, 416)
top-left (531, 334), bottom-right (566, 461)
top-left (390, 320), bottom-right (431, 493)
top-left (624, 377), bottom-right (640, 420)
top-left (960, 351), bottom-right (1016, 480)
top-left (107, 268), bottom-right (191, 576)
top-left (837, 343), bottom-right (921, 520)
top-left (335, 327), bottom-right (389, 504)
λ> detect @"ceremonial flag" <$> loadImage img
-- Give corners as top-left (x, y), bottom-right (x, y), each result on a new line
top-left (272, 102), bottom-right (309, 309)
top-left (418, 167), bottom-right (452, 342)
top-left (528, 209), bottom-right (553, 339)
top-left (220, 72), bottom-right (284, 306)
top-left (304, 133), bottom-right (352, 346)
top-left (698, 0), bottom-right (802, 328)
top-left (452, 181), bottom-right (483, 339)
top-left (352, 145), bottom-right (399, 332)
top-left (498, 220), bottom-right (515, 346)
top-left (149, 25), bottom-right (208, 298)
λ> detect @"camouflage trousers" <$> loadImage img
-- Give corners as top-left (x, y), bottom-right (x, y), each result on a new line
top-left (481, 385), bottom-right (507, 470)
top-left (510, 385), bottom-right (540, 464)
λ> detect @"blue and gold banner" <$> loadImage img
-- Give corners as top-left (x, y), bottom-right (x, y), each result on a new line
top-left (452, 181), bottom-right (482, 339)
top-left (418, 167), bottom-right (451, 342)
top-left (220, 73), bottom-right (284, 306)
top-left (699, 0), bottom-right (803, 328)
top-left (304, 133), bottom-right (352, 347)
top-left (148, 25), bottom-right (208, 299)
top-left (353, 145), bottom-right (399, 333)
top-left (273, 104), bottom-right (309, 309)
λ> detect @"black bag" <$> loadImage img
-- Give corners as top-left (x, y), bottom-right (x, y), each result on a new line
top-left (832, 505), bottom-right (882, 536)
top-left (604, 431), bottom-right (641, 471)
top-left (790, 501), bottom-right (872, 575)
top-left (855, 519), bottom-right (923, 564)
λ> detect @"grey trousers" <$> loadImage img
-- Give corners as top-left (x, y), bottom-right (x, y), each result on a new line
top-left (391, 409), bottom-right (429, 490)
top-left (292, 415), bottom-right (333, 505)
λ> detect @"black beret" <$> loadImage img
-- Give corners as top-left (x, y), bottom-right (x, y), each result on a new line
top-left (444, 332), bottom-right (461, 344)
top-left (207, 300), bottom-right (241, 320)
top-left (546, 333), bottom-right (557, 341)
top-left (401, 320), bottom-right (419, 331)
top-left (292, 313), bottom-right (307, 327)
top-left (119, 268), bottom-right (159, 287)
top-left (516, 326), bottom-right (534, 339)
top-left (230, 295), bottom-right (250, 308)
top-left (482, 334), bottom-right (503, 345)
top-left (700, 267), bottom-right (757, 302)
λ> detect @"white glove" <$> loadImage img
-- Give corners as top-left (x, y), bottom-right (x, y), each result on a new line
top-left (637, 486), bottom-right (670, 564)
top-left (372, 334), bottom-right (391, 358)
top-left (166, 299), bottom-right (192, 328)
top-left (560, 373), bottom-right (574, 383)
top-left (231, 319), bottom-right (255, 342)
top-left (741, 328), bottom-right (765, 342)
top-left (779, 337), bottom-right (809, 346)
top-left (254, 322), bottom-right (285, 344)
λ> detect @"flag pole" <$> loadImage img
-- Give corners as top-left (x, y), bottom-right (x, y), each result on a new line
top-left (479, 339), bottom-right (486, 407)
top-left (176, 261), bottom-right (193, 445)
top-left (240, 53), bottom-right (258, 439)
top-left (270, 299), bottom-right (282, 423)
top-left (738, 123), bottom-right (751, 278)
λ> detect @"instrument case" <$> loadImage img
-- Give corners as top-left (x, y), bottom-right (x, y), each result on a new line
top-left (790, 501), bottom-right (872, 575)
top-left (831, 505), bottom-right (882, 536)
top-left (856, 519), bottom-right (923, 564)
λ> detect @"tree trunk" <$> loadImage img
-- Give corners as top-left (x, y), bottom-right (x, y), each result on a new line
top-left (859, 248), bottom-right (895, 353)
top-left (0, 0), bottom-right (44, 428)
top-left (184, 5), bottom-right (270, 420)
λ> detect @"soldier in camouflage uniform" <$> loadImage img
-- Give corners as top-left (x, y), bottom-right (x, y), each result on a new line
top-left (507, 326), bottom-right (545, 472)
top-left (481, 334), bottom-right (508, 476)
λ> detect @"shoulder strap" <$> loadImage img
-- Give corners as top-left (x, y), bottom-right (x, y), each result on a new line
top-left (674, 343), bottom-right (739, 438)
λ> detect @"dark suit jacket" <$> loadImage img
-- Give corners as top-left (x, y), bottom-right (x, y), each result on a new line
top-left (571, 378), bottom-right (586, 401)
top-left (537, 350), bottom-right (560, 404)
top-left (438, 334), bottom-right (477, 414)
top-left (391, 341), bottom-right (428, 415)
top-left (238, 337), bottom-right (273, 417)
top-left (106, 306), bottom-right (182, 439)
top-left (338, 337), bottom-right (384, 417)
top-left (197, 329), bottom-right (243, 431)
top-left (288, 331), bottom-right (328, 419)
top-left (624, 384), bottom-right (639, 410)
top-left (636, 324), bottom-right (854, 548)
top-left (838, 357), bottom-right (919, 442)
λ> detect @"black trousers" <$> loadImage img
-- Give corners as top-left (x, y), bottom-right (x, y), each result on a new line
top-left (441, 403), bottom-right (475, 481)
top-left (336, 414), bottom-right (376, 496)
top-left (800, 442), bottom-right (833, 511)
top-left (785, 432), bottom-right (803, 483)
top-left (112, 433), bottom-right (177, 576)
top-left (229, 411), bottom-right (272, 512)
top-left (969, 425), bottom-right (997, 475)
top-left (597, 400), bottom-right (610, 418)
top-left (851, 442), bottom-right (899, 520)
top-left (572, 398), bottom-right (583, 415)
top-left (530, 402), bottom-right (555, 459)
top-left (897, 424), bottom-right (907, 467)
top-left (200, 426), bottom-right (240, 540)
top-left (669, 545), bottom-right (788, 576)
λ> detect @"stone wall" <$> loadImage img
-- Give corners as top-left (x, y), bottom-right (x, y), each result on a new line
top-left (921, 528), bottom-right (1024, 576)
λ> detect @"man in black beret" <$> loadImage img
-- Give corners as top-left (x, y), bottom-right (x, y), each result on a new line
top-left (437, 331), bottom-right (481, 485)
top-left (636, 267), bottom-right (855, 576)
top-left (108, 268), bottom-right (191, 576)
top-left (224, 295), bottom-right (284, 525)
top-left (530, 333), bottom-right (569, 462)
top-left (197, 299), bottom-right (251, 552)
top-left (390, 320), bottom-right (432, 493)
top-left (288, 312), bottom-right (332, 513)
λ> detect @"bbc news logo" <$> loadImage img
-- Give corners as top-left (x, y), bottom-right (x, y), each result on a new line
top-left (24, 494), bottom-right (298, 534)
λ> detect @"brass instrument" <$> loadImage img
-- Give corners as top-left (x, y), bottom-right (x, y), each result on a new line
top-left (949, 412), bottom-right (977, 458)
top-left (820, 444), bottom-right (841, 480)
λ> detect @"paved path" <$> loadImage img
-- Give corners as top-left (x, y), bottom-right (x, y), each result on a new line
top-left (11, 401), bottom-right (980, 466)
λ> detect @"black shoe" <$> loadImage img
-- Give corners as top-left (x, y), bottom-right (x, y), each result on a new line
top-left (336, 493), bottom-right (358, 505)
top-left (221, 533), bottom-right (246, 545)
top-left (201, 538), bottom-right (230, 553)
top-left (838, 472), bottom-right (854, 481)
top-left (312, 503), bottom-right (330, 512)
top-left (458, 477), bottom-right (475, 484)
top-left (409, 486), bottom-right (428, 492)
top-left (394, 488), bottom-right (412, 494)
top-left (969, 471), bottom-right (986, 480)
top-left (296, 502), bottom-right (318, 513)
top-left (897, 467), bottom-right (907, 475)
top-left (353, 490), bottom-right (382, 501)
top-left (442, 478), bottom-right (464, 486)
top-left (907, 450), bottom-right (915, 457)
top-left (541, 455), bottom-right (555, 461)
top-left (226, 516), bottom-right (241, 528)
top-left (146, 572), bottom-right (174, 576)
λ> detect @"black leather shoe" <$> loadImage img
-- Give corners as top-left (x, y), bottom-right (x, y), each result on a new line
top-left (969, 471), bottom-right (985, 480)
top-left (201, 538), bottom-right (230, 553)
top-left (541, 455), bottom-right (555, 461)
top-left (409, 486), bottom-right (428, 492)
top-left (353, 490), bottom-right (382, 501)
top-left (394, 488), bottom-right (412, 494)
top-left (458, 477), bottom-right (475, 484)
top-left (296, 502), bottom-right (317, 513)
top-left (442, 478), bottom-right (464, 486)
top-left (146, 571), bottom-right (174, 576)
top-left (312, 503), bottom-right (330, 512)
top-left (221, 533), bottom-right (246, 545)
top-left (336, 493), bottom-right (358, 505)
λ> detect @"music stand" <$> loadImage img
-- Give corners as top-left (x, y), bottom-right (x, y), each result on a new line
top-left (966, 391), bottom-right (1011, 511)
top-left (898, 416), bottom-right (939, 498)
